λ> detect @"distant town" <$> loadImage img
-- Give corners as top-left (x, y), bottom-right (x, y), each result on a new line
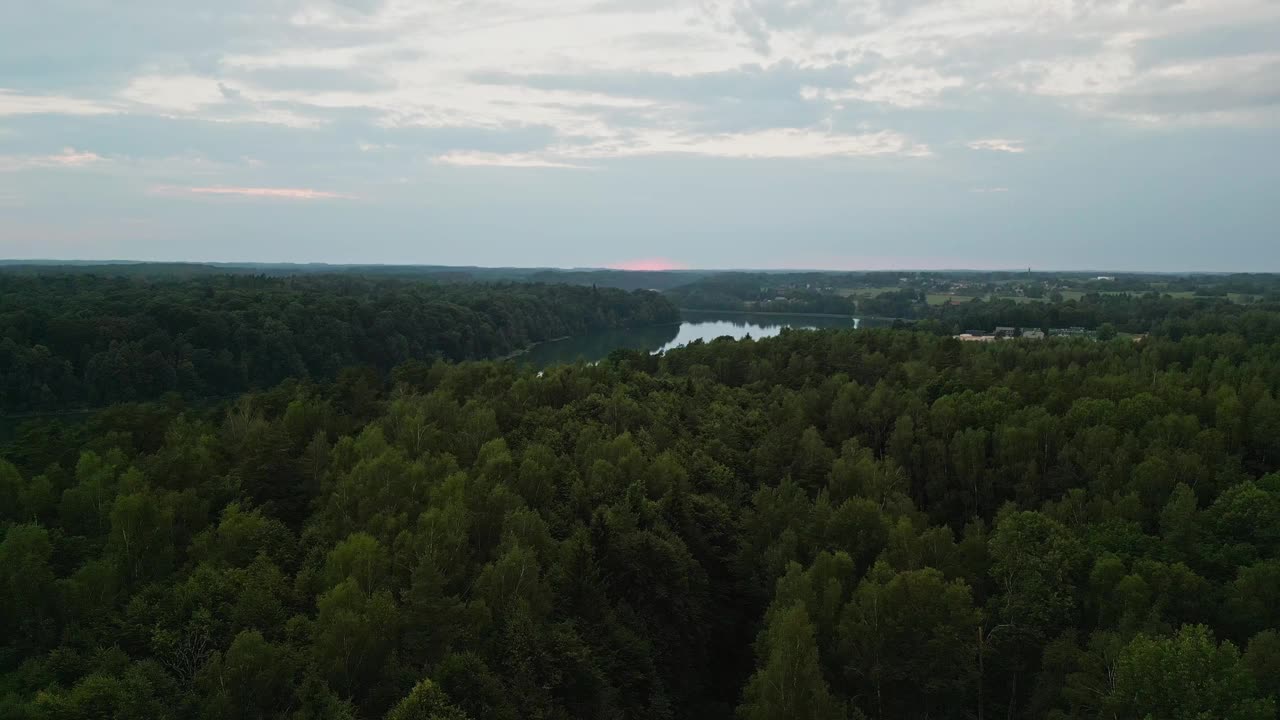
top-left (954, 326), bottom-right (1146, 342)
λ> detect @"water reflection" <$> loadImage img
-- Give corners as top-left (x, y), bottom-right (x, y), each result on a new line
top-left (519, 310), bottom-right (880, 368)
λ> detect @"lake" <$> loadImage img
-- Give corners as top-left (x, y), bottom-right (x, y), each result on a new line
top-left (518, 310), bottom-right (892, 367)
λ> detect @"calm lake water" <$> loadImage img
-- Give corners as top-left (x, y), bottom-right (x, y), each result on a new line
top-left (518, 310), bottom-right (891, 367)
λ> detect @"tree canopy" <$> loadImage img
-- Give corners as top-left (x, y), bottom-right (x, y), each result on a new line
top-left (0, 273), bottom-right (677, 412)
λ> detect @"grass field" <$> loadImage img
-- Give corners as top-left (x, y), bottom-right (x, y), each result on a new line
top-left (926, 293), bottom-right (976, 305)
top-left (834, 286), bottom-right (901, 298)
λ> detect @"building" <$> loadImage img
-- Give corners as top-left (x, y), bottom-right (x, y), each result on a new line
top-left (954, 333), bottom-right (998, 342)
top-left (994, 326), bottom-right (1016, 338)
top-left (1022, 329), bottom-right (1045, 340)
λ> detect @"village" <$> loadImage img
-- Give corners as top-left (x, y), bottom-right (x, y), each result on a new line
top-left (954, 326), bottom-right (1089, 342)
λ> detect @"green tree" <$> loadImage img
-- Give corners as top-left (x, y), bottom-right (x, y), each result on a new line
top-left (1244, 630), bottom-right (1280, 702)
top-left (985, 509), bottom-right (1084, 716)
top-left (385, 678), bottom-right (470, 720)
top-left (325, 532), bottom-right (390, 593)
top-left (838, 563), bottom-right (981, 719)
top-left (1105, 625), bottom-right (1274, 720)
top-left (197, 630), bottom-right (295, 719)
top-left (738, 602), bottom-right (844, 720)
top-left (312, 579), bottom-right (400, 695)
top-left (0, 524), bottom-right (58, 648)
top-left (107, 484), bottom-right (176, 585)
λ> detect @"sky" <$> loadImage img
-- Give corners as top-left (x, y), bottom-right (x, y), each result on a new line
top-left (1, 0), bottom-right (1278, 271)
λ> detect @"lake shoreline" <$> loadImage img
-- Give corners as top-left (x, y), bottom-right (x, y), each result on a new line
top-left (501, 320), bottom-right (686, 361)
top-left (514, 312), bottom-right (912, 368)
top-left (679, 307), bottom-right (857, 319)
top-left (499, 335), bottom-right (572, 361)
top-left (679, 308), bottom-right (912, 323)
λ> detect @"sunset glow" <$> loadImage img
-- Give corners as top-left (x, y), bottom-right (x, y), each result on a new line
top-left (608, 258), bottom-right (689, 272)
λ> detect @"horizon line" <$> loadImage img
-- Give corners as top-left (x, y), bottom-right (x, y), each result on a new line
top-left (0, 258), bottom-right (1268, 276)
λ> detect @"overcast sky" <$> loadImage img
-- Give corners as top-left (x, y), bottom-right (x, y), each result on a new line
top-left (1, 0), bottom-right (1278, 271)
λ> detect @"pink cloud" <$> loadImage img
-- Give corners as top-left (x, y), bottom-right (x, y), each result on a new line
top-left (608, 258), bottom-right (689, 271)
top-left (49, 148), bottom-right (104, 167)
top-left (0, 147), bottom-right (104, 172)
top-left (153, 185), bottom-right (353, 200)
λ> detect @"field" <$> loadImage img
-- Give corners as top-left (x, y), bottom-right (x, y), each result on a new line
top-left (851, 288), bottom-right (1261, 307)
top-left (834, 286), bottom-right (901, 297)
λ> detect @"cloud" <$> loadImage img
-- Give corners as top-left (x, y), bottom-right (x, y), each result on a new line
top-left (113, 74), bottom-right (326, 128)
top-left (0, 0), bottom-right (1274, 273)
top-left (208, 107), bottom-right (324, 129)
top-left (1102, 52), bottom-right (1280, 126)
top-left (438, 127), bottom-right (930, 166)
top-left (120, 75), bottom-right (230, 112)
top-left (616, 128), bottom-right (932, 159)
top-left (4, 0), bottom-right (1274, 182)
top-left (970, 186), bottom-right (1010, 193)
top-left (967, 138), bottom-right (1025, 153)
top-left (0, 90), bottom-right (116, 117)
top-left (220, 46), bottom-right (369, 73)
top-left (1005, 36), bottom-right (1280, 126)
top-left (151, 185), bottom-right (354, 200)
top-left (47, 148), bottom-right (103, 167)
top-left (0, 147), bottom-right (105, 172)
top-left (434, 151), bottom-right (588, 169)
top-left (803, 67), bottom-right (965, 108)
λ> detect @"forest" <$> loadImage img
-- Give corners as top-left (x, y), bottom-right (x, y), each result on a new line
top-left (665, 271), bottom-right (1280, 326)
top-left (0, 274), bottom-right (677, 412)
top-left (2, 272), bottom-right (1280, 719)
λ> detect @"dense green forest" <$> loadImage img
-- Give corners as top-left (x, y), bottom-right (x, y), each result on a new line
top-left (0, 274), bottom-right (677, 412)
top-left (3, 282), bottom-right (1280, 718)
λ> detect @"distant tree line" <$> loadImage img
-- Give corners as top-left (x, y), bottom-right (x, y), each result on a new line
top-left (0, 274), bottom-right (677, 412)
top-left (923, 293), bottom-right (1280, 336)
top-left (665, 275), bottom-right (867, 316)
